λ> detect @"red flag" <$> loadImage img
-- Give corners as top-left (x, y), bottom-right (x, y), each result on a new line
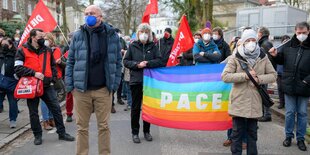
top-left (141, 0), bottom-right (158, 23)
top-left (18, 0), bottom-right (57, 47)
top-left (166, 15), bottom-right (194, 67)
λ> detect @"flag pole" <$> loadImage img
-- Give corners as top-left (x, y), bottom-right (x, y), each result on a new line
top-left (57, 25), bottom-right (69, 46)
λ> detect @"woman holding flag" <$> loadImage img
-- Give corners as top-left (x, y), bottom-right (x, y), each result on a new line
top-left (123, 23), bottom-right (162, 143)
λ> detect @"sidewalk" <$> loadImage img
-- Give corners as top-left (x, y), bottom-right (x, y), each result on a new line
top-left (0, 99), bottom-right (65, 150)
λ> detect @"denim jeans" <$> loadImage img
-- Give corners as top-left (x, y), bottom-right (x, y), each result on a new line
top-left (284, 94), bottom-right (309, 141)
top-left (227, 128), bottom-right (247, 143)
top-left (41, 100), bottom-right (53, 121)
top-left (123, 81), bottom-right (132, 107)
top-left (122, 80), bottom-right (128, 99)
top-left (231, 117), bottom-right (258, 155)
top-left (0, 92), bottom-right (18, 121)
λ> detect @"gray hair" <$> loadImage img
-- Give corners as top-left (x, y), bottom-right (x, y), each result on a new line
top-left (258, 27), bottom-right (270, 37)
top-left (136, 23), bottom-right (153, 42)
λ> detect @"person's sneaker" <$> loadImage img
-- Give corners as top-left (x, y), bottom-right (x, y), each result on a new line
top-left (117, 99), bottom-right (125, 105)
top-left (223, 139), bottom-right (232, 147)
top-left (59, 133), bottom-right (75, 141)
top-left (297, 140), bottom-right (307, 151)
top-left (258, 117), bottom-right (272, 122)
top-left (144, 133), bottom-right (153, 141)
top-left (242, 143), bottom-right (247, 150)
top-left (132, 134), bottom-right (141, 143)
top-left (66, 116), bottom-right (73, 122)
top-left (10, 121), bottom-right (17, 128)
top-left (42, 121), bottom-right (53, 130)
top-left (124, 105), bottom-right (131, 111)
top-left (34, 136), bottom-right (42, 145)
top-left (283, 137), bottom-right (292, 147)
top-left (111, 106), bottom-right (116, 113)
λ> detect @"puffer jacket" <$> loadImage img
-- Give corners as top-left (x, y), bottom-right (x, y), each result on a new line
top-left (274, 34), bottom-right (310, 97)
top-left (123, 40), bottom-right (162, 85)
top-left (222, 51), bottom-right (277, 118)
top-left (65, 22), bottom-right (122, 92)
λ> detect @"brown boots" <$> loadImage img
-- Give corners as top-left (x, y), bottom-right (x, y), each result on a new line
top-left (42, 119), bottom-right (55, 130)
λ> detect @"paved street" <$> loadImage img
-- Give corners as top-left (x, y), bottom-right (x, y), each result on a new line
top-left (0, 102), bottom-right (308, 155)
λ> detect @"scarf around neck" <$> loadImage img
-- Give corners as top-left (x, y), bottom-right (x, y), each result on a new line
top-left (237, 43), bottom-right (260, 67)
top-left (85, 23), bottom-right (105, 64)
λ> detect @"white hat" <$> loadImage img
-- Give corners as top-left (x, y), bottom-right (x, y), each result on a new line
top-left (241, 29), bottom-right (257, 44)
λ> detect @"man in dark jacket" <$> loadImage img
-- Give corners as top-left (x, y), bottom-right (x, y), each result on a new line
top-left (65, 5), bottom-right (122, 155)
top-left (15, 29), bottom-right (75, 145)
top-left (212, 27), bottom-right (231, 61)
top-left (0, 37), bottom-right (19, 128)
top-left (124, 23), bottom-right (162, 144)
top-left (257, 26), bottom-right (275, 122)
top-left (158, 27), bottom-right (174, 66)
top-left (269, 22), bottom-right (310, 151)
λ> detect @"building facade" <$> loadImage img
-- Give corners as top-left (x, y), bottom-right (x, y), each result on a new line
top-left (0, 0), bottom-right (37, 22)
top-left (150, 16), bottom-right (178, 39)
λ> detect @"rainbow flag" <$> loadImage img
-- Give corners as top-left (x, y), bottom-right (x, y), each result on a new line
top-left (142, 64), bottom-right (232, 130)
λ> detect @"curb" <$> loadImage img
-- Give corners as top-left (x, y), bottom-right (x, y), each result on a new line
top-left (0, 101), bottom-right (66, 150)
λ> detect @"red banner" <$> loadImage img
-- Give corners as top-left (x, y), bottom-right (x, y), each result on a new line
top-left (166, 15), bottom-right (194, 67)
top-left (18, 0), bottom-right (57, 47)
top-left (142, 0), bottom-right (158, 23)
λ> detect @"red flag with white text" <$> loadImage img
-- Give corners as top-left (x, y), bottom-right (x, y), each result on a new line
top-left (166, 15), bottom-right (194, 67)
top-left (18, 0), bottom-right (57, 47)
top-left (141, 0), bottom-right (158, 23)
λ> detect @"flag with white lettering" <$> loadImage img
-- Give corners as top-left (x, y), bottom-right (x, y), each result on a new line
top-left (142, 64), bottom-right (232, 130)
top-left (18, 0), bottom-right (57, 47)
top-left (166, 15), bottom-right (194, 67)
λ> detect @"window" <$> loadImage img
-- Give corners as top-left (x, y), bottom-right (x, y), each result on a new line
top-left (2, 0), bottom-right (8, 9)
top-left (160, 30), bottom-right (162, 34)
top-left (28, 4), bottom-right (32, 15)
top-left (12, 0), bottom-right (17, 11)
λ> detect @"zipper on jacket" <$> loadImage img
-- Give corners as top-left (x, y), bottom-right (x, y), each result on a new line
top-left (143, 44), bottom-right (146, 61)
top-left (293, 48), bottom-right (303, 79)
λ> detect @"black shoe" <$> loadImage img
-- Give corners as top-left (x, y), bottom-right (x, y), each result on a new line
top-left (283, 137), bottom-right (292, 147)
top-left (277, 104), bottom-right (285, 109)
top-left (297, 140), bottom-right (307, 151)
top-left (34, 136), bottom-right (42, 145)
top-left (118, 99), bottom-right (125, 105)
top-left (59, 133), bottom-right (75, 141)
top-left (132, 134), bottom-right (140, 143)
top-left (66, 116), bottom-right (73, 122)
top-left (144, 133), bottom-right (153, 141)
top-left (258, 117), bottom-right (272, 122)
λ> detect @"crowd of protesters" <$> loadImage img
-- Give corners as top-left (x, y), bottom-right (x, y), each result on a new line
top-left (0, 4), bottom-right (309, 155)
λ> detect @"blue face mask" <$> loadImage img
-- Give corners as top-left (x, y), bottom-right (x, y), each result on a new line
top-left (85, 15), bottom-right (97, 27)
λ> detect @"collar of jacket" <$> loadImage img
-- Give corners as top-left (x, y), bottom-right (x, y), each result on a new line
top-left (80, 22), bottom-right (116, 37)
top-left (258, 35), bottom-right (269, 47)
top-left (235, 49), bottom-right (266, 63)
top-left (197, 39), bottom-right (217, 50)
top-left (132, 40), bottom-right (155, 50)
top-left (22, 42), bottom-right (47, 54)
top-left (290, 34), bottom-right (310, 49)
top-left (214, 37), bottom-right (224, 45)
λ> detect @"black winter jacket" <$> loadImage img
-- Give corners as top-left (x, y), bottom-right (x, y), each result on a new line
top-left (15, 43), bottom-right (57, 87)
top-left (0, 48), bottom-right (16, 78)
top-left (123, 41), bottom-right (162, 85)
top-left (158, 37), bottom-right (174, 66)
top-left (259, 36), bottom-right (277, 70)
top-left (274, 34), bottom-right (310, 97)
top-left (214, 38), bottom-right (231, 61)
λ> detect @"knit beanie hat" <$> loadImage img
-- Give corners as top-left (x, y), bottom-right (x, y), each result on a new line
top-left (201, 28), bottom-right (212, 35)
top-left (241, 29), bottom-right (257, 44)
top-left (164, 28), bottom-right (172, 34)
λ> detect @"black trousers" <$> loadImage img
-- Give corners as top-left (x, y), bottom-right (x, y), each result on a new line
top-left (117, 73), bottom-right (124, 100)
top-left (27, 86), bottom-right (65, 137)
top-left (130, 84), bottom-right (150, 135)
top-left (231, 117), bottom-right (258, 155)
